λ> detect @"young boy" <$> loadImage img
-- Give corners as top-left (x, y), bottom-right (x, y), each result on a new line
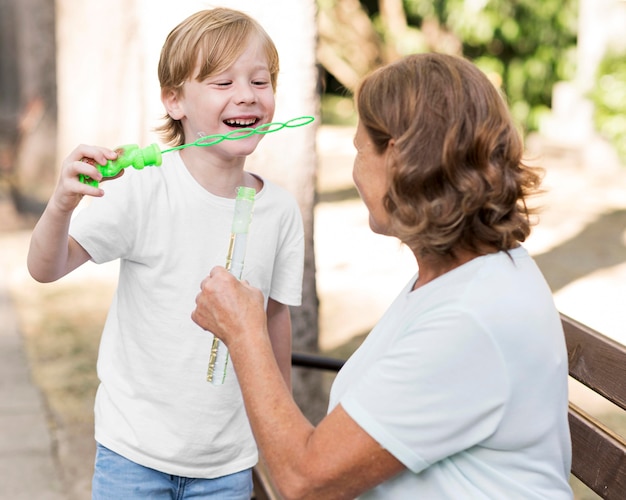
top-left (27, 8), bottom-right (304, 499)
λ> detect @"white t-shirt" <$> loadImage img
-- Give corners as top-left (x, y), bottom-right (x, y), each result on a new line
top-left (70, 151), bottom-right (304, 478)
top-left (329, 246), bottom-right (573, 499)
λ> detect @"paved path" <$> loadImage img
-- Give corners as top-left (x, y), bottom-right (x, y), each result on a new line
top-left (0, 279), bottom-right (65, 499)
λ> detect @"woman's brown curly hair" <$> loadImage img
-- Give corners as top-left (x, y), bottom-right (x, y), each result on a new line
top-left (356, 53), bottom-right (543, 257)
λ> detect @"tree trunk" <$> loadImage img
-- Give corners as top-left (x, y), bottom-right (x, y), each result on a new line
top-left (379, 0), bottom-right (408, 60)
top-left (0, 0), bottom-right (56, 218)
top-left (317, 0), bottom-right (384, 92)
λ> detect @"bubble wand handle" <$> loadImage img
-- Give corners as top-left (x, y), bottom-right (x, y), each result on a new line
top-left (79, 144), bottom-right (162, 188)
top-left (207, 186), bottom-right (256, 385)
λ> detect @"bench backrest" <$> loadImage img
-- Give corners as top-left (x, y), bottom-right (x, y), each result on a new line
top-left (562, 313), bottom-right (626, 498)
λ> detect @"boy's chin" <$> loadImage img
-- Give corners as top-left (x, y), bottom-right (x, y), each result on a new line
top-left (230, 137), bottom-right (264, 155)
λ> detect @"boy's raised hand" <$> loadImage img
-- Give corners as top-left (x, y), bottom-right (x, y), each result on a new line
top-left (51, 144), bottom-right (120, 213)
top-left (27, 143), bottom-right (121, 283)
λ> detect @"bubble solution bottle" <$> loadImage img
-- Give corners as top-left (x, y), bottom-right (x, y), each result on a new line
top-left (79, 143), bottom-right (162, 187)
top-left (207, 186), bottom-right (256, 385)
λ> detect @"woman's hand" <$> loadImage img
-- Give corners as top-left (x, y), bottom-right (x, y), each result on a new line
top-left (192, 266), bottom-right (267, 346)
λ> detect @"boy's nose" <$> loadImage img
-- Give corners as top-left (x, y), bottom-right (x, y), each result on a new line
top-left (236, 85), bottom-right (257, 105)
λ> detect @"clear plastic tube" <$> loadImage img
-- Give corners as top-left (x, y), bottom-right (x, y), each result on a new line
top-left (207, 186), bottom-right (256, 385)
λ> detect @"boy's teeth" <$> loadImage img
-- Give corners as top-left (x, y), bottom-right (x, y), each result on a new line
top-left (225, 119), bottom-right (256, 126)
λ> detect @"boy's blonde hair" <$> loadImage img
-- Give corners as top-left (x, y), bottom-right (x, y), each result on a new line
top-left (157, 8), bottom-right (280, 146)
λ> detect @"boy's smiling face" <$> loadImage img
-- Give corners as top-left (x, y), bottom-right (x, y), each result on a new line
top-left (163, 36), bottom-right (276, 160)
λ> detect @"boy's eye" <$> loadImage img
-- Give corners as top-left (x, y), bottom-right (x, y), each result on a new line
top-left (252, 80), bottom-right (269, 86)
top-left (206, 80), bottom-right (231, 87)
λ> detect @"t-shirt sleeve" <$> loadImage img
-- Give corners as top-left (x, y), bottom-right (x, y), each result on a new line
top-left (70, 172), bottom-right (140, 264)
top-left (339, 309), bottom-right (509, 473)
top-left (267, 194), bottom-right (304, 307)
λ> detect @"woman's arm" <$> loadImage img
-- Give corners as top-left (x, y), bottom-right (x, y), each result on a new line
top-left (193, 267), bottom-right (404, 499)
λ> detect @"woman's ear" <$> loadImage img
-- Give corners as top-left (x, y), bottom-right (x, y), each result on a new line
top-left (384, 138), bottom-right (396, 159)
top-left (385, 138), bottom-right (396, 172)
top-left (161, 88), bottom-right (185, 120)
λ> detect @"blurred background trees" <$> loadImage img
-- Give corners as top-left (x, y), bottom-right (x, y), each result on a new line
top-left (317, 0), bottom-right (626, 168)
top-left (0, 0), bottom-right (56, 221)
top-left (318, 0), bottom-right (579, 131)
top-left (318, 0), bottom-right (626, 165)
top-left (4, 0), bottom-right (626, 225)
top-left (591, 50), bottom-right (626, 165)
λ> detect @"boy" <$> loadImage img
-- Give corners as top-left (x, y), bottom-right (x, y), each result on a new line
top-left (27, 8), bottom-right (304, 499)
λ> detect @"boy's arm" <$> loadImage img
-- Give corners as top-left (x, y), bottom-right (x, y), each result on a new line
top-left (266, 298), bottom-right (292, 391)
top-left (27, 204), bottom-right (92, 282)
top-left (27, 144), bottom-right (118, 283)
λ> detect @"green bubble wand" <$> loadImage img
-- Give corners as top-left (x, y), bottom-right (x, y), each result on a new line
top-left (78, 115), bottom-right (315, 187)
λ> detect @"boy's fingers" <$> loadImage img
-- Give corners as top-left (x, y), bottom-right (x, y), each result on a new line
top-left (69, 144), bottom-right (118, 166)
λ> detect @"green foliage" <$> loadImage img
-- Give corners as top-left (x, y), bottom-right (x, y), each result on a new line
top-left (319, 0), bottom-right (579, 131)
top-left (321, 93), bottom-right (357, 126)
top-left (590, 50), bottom-right (626, 165)
top-left (402, 0), bottom-right (578, 132)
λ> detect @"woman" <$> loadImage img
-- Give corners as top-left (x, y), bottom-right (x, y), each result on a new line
top-left (192, 53), bottom-right (573, 499)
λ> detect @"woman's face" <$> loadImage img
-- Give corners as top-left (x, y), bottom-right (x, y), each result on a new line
top-left (352, 121), bottom-right (392, 235)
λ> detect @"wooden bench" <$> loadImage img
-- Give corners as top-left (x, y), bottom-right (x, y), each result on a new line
top-left (254, 314), bottom-right (626, 499)
top-left (563, 313), bottom-right (626, 498)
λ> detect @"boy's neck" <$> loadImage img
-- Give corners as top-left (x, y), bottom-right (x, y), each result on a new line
top-left (180, 148), bottom-right (261, 198)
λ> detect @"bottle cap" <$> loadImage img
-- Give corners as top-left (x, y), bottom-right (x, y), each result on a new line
top-left (141, 144), bottom-right (162, 167)
top-left (236, 186), bottom-right (256, 201)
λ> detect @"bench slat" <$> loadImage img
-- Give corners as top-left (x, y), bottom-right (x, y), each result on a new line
top-left (562, 314), bottom-right (626, 412)
top-left (569, 403), bottom-right (626, 499)
top-left (253, 461), bottom-right (280, 500)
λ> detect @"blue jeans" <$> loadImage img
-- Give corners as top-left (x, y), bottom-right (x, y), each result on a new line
top-left (92, 443), bottom-right (253, 499)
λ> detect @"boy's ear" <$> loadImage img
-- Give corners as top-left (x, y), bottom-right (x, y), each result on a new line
top-left (161, 88), bottom-right (185, 120)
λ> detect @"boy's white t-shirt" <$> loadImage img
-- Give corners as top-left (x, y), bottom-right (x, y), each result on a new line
top-left (70, 151), bottom-right (304, 478)
top-left (329, 247), bottom-right (573, 499)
